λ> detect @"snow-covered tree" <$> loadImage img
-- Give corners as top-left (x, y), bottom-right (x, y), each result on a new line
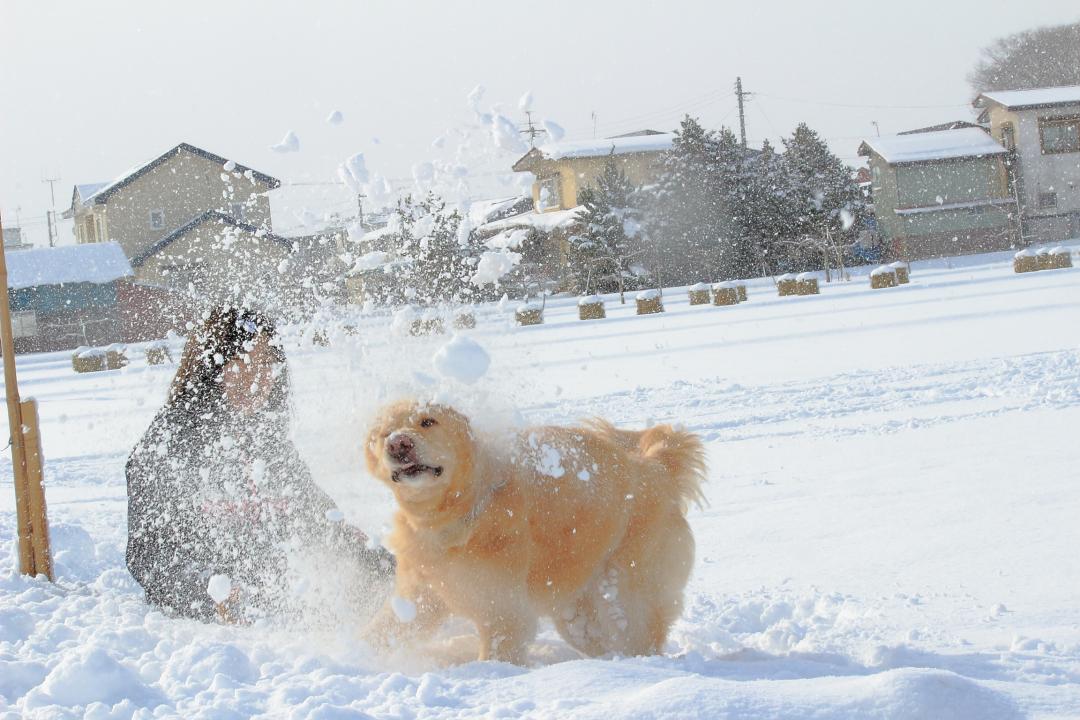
top-left (739, 139), bottom-right (802, 275)
top-left (781, 123), bottom-right (865, 246)
top-left (646, 116), bottom-right (748, 284)
top-left (568, 154), bottom-right (648, 300)
top-left (365, 193), bottom-right (482, 305)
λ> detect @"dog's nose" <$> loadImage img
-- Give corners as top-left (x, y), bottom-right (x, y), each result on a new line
top-left (387, 433), bottom-right (415, 462)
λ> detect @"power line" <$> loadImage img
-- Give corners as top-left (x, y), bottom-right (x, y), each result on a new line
top-left (755, 92), bottom-right (969, 110)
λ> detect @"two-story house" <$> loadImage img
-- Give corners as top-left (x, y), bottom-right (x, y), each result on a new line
top-left (64, 142), bottom-right (293, 306)
top-left (974, 86), bottom-right (1080, 243)
top-left (511, 130), bottom-right (675, 213)
top-left (857, 127), bottom-right (1016, 259)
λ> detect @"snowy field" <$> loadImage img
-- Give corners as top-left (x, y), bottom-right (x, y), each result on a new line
top-left (2, 246), bottom-right (1080, 719)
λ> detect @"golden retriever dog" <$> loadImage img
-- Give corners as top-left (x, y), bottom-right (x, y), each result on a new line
top-left (363, 400), bottom-right (706, 664)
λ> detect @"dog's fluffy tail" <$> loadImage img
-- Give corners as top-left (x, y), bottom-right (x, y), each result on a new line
top-left (586, 420), bottom-right (707, 511)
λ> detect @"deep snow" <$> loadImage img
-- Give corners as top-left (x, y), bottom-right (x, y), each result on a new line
top-left (2, 245), bottom-right (1080, 718)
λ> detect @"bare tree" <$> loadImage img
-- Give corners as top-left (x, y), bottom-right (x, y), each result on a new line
top-left (968, 21), bottom-right (1080, 95)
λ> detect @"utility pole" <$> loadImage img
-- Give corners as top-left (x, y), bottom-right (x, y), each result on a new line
top-left (871, 121), bottom-right (881, 137)
top-left (43, 175), bottom-right (60, 247)
top-left (735, 77), bottom-right (752, 149)
top-left (591, 111), bottom-right (598, 139)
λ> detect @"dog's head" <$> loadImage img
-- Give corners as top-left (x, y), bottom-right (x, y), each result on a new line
top-left (365, 400), bottom-right (475, 506)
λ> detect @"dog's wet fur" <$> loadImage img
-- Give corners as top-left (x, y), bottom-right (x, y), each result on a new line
top-left (364, 400), bottom-right (706, 664)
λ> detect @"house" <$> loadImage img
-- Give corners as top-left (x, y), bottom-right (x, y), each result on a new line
top-left (974, 85), bottom-right (1080, 243)
top-left (129, 210), bottom-right (296, 308)
top-left (63, 143), bottom-right (288, 304)
top-left (6, 243), bottom-right (133, 353)
top-left (3, 226), bottom-right (31, 250)
top-left (857, 127), bottom-right (1016, 259)
top-left (511, 130), bottom-right (675, 213)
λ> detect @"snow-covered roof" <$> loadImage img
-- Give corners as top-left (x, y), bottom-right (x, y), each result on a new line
top-left (858, 128), bottom-right (1005, 165)
top-left (476, 207), bottom-right (583, 235)
top-left (467, 195), bottom-right (532, 226)
top-left (6, 242), bottom-right (133, 290)
top-left (534, 133), bottom-right (676, 161)
top-left (975, 86), bottom-right (1080, 111)
top-left (76, 182), bottom-right (109, 202)
top-left (69, 143), bottom-right (281, 213)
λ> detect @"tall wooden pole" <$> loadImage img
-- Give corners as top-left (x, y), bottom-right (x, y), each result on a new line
top-left (0, 209), bottom-right (44, 577)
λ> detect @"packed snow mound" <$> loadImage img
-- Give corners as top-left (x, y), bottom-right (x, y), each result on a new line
top-left (433, 334), bottom-right (490, 385)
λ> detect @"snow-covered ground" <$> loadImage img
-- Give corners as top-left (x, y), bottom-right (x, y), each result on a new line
top-left (2, 246), bottom-right (1080, 719)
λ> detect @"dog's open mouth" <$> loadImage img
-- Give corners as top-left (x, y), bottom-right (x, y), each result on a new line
top-left (391, 464), bottom-right (444, 483)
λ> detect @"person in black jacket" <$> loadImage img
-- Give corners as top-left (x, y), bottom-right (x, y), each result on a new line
top-left (126, 306), bottom-right (393, 622)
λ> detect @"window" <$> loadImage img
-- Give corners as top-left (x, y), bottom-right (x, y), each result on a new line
top-left (230, 202), bottom-right (245, 221)
top-left (537, 176), bottom-right (561, 211)
top-left (11, 311), bottom-right (37, 339)
top-left (149, 209), bottom-right (164, 229)
top-left (1038, 191), bottom-right (1058, 209)
top-left (1000, 123), bottom-right (1015, 151)
top-left (1040, 117), bottom-right (1080, 154)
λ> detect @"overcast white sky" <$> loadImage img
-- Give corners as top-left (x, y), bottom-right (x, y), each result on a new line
top-left (2, 0), bottom-right (1077, 245)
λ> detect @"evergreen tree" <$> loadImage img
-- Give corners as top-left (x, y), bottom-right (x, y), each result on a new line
top-left (740, 139), bottom-right (802, 274)
top-left (372, 193), bottom-right (481, 305)
top-left (647, 116), bottom-right (728, 284)
top-left (781, 123), bottom-right (865, 247)
top-left (568, 153), bottom-right (647, 299)
top-left (646, 116), bottom-right (750, 284)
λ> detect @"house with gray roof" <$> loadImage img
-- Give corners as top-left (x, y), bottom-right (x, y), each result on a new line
top-left (63, 142), bottom-right (292, 305)
top-left (857, 127), bottom-right (1017, 259)
top-left (974, 85), bottom-right (1080, 243)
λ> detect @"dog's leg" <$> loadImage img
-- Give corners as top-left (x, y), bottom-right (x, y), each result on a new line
top-left (476, 608), bottom-right (536, 664)
top-left (364, 587), bottom-right (448, 654)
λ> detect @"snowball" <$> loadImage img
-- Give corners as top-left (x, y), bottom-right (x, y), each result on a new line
top-left (839, 208), bottom-right (855, 230)
top-left (433, 335), bottom-right (490, 385)
top-left (207, 574), bottom-right (232, 604)
top-left (338, 153), bottom-right (369, 193)
top-left (391, 596), bottom-right (417, 623)
top-left (542, 119), bottom-right (565, 142)
top-left (472, 249), bottom-right (521, 286)
top-left (491, 113), bottom-right (528, 155)
top-left (269, 130), bottom-right (300, 153)
top-left (412, 162), bottom-right (435, 186)
top-left (466, 85), bottom-right (485, 115)
top-left (326, 110), bottom-right (344, 125)
top-left (353, 251), bottom-right (390, 271)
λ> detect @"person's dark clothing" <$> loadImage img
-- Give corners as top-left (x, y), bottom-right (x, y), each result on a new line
top-left (126, 402), bottom-right (391, 621)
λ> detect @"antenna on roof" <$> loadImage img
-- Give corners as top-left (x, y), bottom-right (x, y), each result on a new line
top-left (520, 111), bottom-right (547, 147)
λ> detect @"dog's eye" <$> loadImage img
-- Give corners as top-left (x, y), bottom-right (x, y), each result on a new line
top-left (420, 418), bottom-right (437, 428)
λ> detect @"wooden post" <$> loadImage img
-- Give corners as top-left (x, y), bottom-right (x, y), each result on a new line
top-left (0, 209), bottom-right (51, 579)
top-left (21, 398), bottom-right (53, 580)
